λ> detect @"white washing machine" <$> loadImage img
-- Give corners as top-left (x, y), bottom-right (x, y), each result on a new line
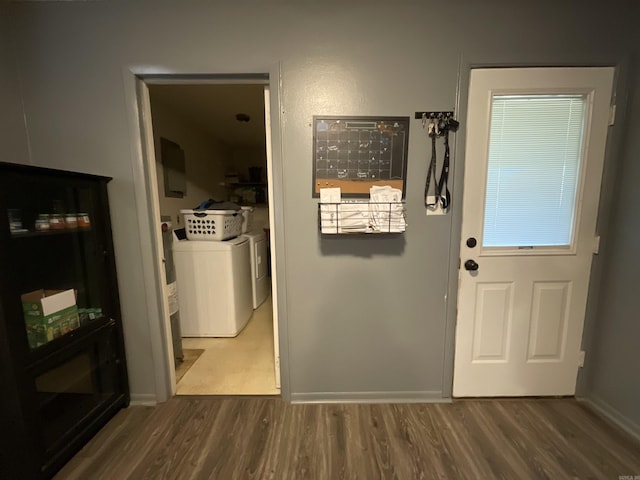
top-left (172, 234), bottom-right (253, 337)
top-left (241, 230), bottom-right (270, 309)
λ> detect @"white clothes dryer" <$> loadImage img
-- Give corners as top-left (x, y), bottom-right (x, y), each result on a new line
top-left (241, 230), bottom-right (270, 309)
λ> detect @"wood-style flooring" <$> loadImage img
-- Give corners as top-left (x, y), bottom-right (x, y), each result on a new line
top-left (55, 397), bottom-right (640, 480)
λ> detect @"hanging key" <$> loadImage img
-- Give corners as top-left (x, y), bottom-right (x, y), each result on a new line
top-left (428, 119), bottom-right (436, 137)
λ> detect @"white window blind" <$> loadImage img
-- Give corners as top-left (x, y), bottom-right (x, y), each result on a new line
top-left (482, 95), bottom-right (586, 247)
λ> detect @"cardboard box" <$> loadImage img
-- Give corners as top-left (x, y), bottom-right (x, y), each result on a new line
top-left (21, 289), bottom-right (80, 349)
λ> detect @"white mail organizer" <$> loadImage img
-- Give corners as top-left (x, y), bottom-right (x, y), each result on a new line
top-left (319, 201), bottom-right (406, 234)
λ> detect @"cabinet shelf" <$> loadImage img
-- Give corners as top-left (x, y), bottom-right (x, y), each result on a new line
top-left (26, 316), bottom-right (112, 373)
top-left (11, 228), bottom-right (92, 239)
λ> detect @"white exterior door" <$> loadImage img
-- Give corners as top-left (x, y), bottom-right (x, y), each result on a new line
top-left (453, 67), bottom-right (614, 397)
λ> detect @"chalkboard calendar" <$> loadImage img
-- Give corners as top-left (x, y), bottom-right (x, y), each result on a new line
top-left (313, 116), bottom-right (410, 197)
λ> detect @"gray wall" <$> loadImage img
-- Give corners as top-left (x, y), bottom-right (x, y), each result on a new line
top-left (580, 48), bottom-right (640, 434)
top-left (149, 98), bottom-right (229, 226)
top-left (0, 2), bottom-right (29, 165)
top-left (3, 0), bottom-right (638, 407)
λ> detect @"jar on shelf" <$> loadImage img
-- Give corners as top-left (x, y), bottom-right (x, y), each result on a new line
top-left (77, 213), bottom-right (91, 229)
top-left (35, 214), bottom-right (51, 231)
top-left (49, 214), bottom-right (65, 230)
top-left (64, 213), bottom-right (78, 230)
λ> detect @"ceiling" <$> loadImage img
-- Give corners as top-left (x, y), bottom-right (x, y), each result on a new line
top-left (148, 84), bottom-right (266, 149)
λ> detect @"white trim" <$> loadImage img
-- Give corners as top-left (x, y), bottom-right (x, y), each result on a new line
top-left (135, 78), bottom-right (177, 397)
top-left (291, 391), bottom-right (449, 404)
top-left (122, 67), bottom-right (173, 403)
top-left (577, 396), bottom-right (640, 443)
top-left (608, 104), bottom-right (616, 126)
top-left (267, 62), bottom-right (291, 400)
top-left (479, 247), bottom-right (577, 257)
top-left (143, 75), bottom-right (269, 86)
top-left (129, 394), bottom-right (158, 406)
top-left (126, 68), bottom-right (287, 403)
top-left (264, 84), bottom-right (281, 390)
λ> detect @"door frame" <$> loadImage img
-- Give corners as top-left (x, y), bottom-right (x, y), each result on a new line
top-left (122, 67), bottom-right (290, 403)
top-left (443, 58), bottom-right (622, 398)
top-left (452, 67), bottom-right (614, 397)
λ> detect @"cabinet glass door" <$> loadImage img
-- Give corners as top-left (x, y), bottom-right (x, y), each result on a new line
top-left (33, 322), bottom-right (120, 465)
top-left (1, 170), bottom-right (109, 355)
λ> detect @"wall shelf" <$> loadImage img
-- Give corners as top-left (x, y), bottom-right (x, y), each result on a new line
top-left (227, 181), bottom-right (268, 204)
top-left (228, 182), bottom-right (266, 187)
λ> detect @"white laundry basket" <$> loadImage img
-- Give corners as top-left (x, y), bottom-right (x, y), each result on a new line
top-left (181, 209), bottom-right (244, 241)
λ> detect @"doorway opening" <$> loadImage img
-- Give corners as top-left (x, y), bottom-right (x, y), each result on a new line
top-left (141, 80), bottom-right (281, 396)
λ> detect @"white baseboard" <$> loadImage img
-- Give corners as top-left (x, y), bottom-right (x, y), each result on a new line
top-left (129, 393), bottom-right (158, 406)
top-left (290, 391), bottom-right (449, 404)
top-left (577, 396), bottom-right (640, 443)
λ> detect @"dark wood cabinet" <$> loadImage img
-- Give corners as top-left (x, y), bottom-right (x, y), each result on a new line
top-left (0, 162), bottom-right (129, 480)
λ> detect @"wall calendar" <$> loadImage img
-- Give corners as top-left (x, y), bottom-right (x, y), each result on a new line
top-left (313, 116), bottom-right (410, 197)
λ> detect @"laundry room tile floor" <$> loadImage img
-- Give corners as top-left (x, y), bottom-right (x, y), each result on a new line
top-left (176, 295), bottom-right (279, 395)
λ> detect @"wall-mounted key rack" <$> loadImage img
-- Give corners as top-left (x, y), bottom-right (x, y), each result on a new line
top-left (414, 111), bottom-right (455, 120)
top-left (414, 111), bottom-right (459, 132)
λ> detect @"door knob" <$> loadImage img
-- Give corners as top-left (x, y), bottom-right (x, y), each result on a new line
top-left (464, 259), bottom-right (479, 271)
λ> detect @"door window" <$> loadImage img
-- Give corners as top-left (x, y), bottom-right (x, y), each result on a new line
top-left (483, 95), bottom-right (587, 248)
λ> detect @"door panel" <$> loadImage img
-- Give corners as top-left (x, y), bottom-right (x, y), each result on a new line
top-left (453, 67), bottom-right (614, 397)
top-left (527, 281), bottom-right (571, 361)
top-left (472, 282), bottom-right (513, 361)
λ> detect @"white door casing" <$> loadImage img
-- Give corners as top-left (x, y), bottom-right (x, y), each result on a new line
top-left (132, 76), bottom-right (282, 400)
top-left (135, 78), bottom-right (177, 399)
top-left (453, 67), bottom-right (614, 397)
top-left (264, 85), bottom-right (281, 389)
